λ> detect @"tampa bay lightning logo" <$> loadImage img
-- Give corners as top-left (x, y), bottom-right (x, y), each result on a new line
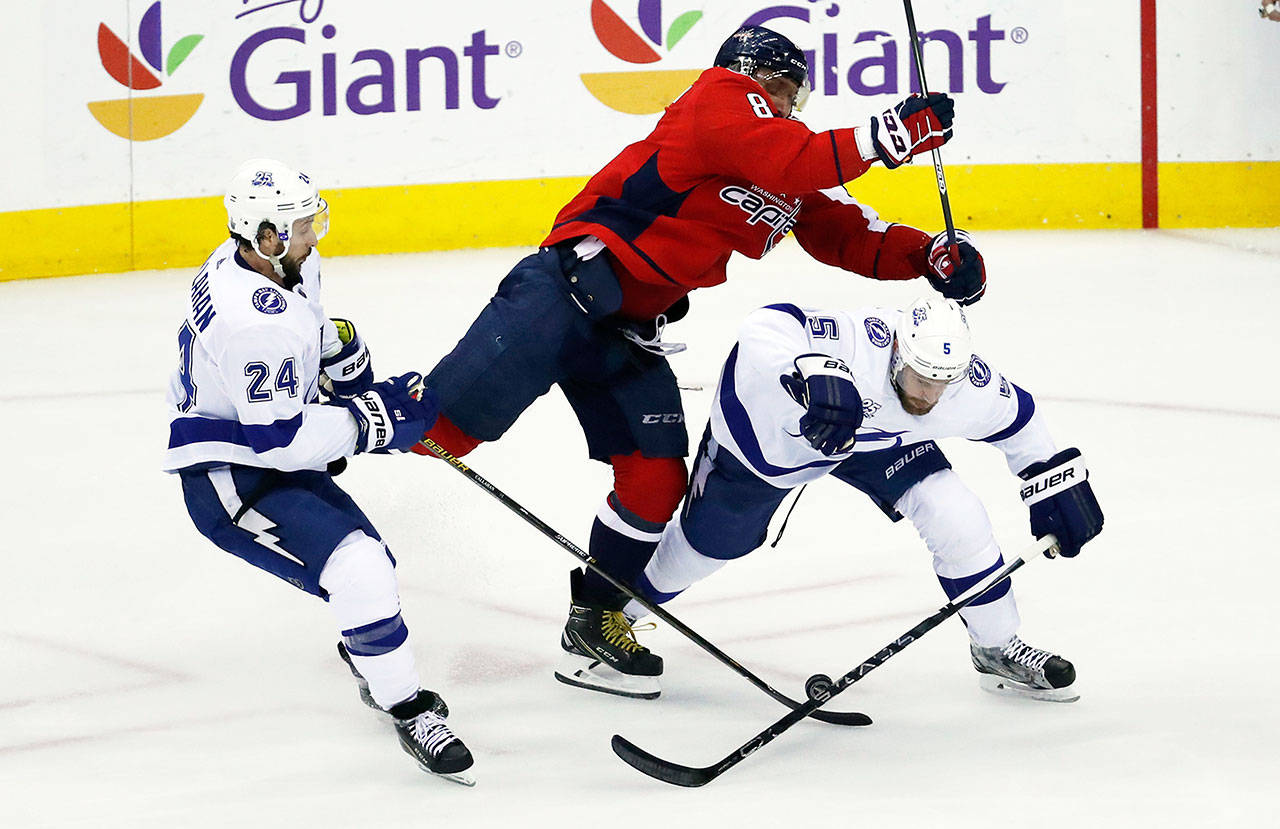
top-left (252, 286), bottom-right (287, 315)
top-left (968, 355), bottom-right (992, 387)
top-left (864, 317), bottom-right (891, 347)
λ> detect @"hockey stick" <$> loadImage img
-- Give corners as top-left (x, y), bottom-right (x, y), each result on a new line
top-left (418, 437), bottom-right (871, 727)
top-left (903, 0), bottom-right (958, 247)
top-left (611, 534), bottom-right (1059, 786)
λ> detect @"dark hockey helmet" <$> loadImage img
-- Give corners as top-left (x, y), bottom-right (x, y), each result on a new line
top-left (713, 25), bottom-right (810, 108)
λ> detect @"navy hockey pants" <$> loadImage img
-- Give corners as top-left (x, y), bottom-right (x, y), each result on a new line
top-left (680, 430), bottom-right (953, 561)
top-left (426, 248), bottom-right (688, 461)
top-left (180, 465), bottom-right (388, 597)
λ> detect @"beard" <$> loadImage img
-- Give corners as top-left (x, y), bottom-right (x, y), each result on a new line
top-left (279, 254), bottom-right (304, 289)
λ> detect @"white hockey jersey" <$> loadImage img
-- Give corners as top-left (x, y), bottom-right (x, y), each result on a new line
top-left (163, 238), bottom-right (356, 473)
top-left (708, 303), bottom-right (1058, 489)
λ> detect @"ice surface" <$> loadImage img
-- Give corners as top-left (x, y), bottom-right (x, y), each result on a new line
top-left (2, 230), bottom-right (1277, 827)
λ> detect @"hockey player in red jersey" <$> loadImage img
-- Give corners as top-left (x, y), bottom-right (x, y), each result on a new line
top-left (416, 25), bottom-right (987, 699)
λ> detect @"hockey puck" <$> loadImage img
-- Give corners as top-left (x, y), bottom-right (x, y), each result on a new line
top-left (805, 673), bottom-right (833, 702)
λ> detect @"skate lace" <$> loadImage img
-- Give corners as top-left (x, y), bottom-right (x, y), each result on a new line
top-left (1002, 636), bottom-right (1054, 672)
top-left (601, 611), bottom-right (653, 653)
top-left (409, 711), bottom-right (459, 758)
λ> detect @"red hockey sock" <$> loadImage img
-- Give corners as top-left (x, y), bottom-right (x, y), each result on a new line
top-left (410, 413), bottom-right (483, 458)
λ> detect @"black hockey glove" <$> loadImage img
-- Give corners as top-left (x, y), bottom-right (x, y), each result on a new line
top-left (926, 230), bottom-right (986, 306)
top-left (341, 372), bottom-right (439, 454)
top-left (789, 354), bottom-right (863, 456)
top-left (1019, 448), bottom-right (1104, 558)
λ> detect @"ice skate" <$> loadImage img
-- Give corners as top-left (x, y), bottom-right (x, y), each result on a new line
top-left (971, 634), bottom-right (1079, 703)
top-left (388, 690), bottom-right (475, 786)
top-left (554, 569), bottom-right (662, 699)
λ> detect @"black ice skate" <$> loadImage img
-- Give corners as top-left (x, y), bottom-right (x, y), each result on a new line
top-left (554, 569), bottom-right (663, 699)
top-left (971, 634), bottom-right (1079, 703)
top-left (388, 690), bottom-right (475, 786)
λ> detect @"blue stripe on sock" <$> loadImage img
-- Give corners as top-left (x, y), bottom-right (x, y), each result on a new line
top-left (342, 612), bottom-right (409, 656)
top-left (936, 556), bottom-right (1010, 607)
top-left (636, 570), bottom-right (682, 605)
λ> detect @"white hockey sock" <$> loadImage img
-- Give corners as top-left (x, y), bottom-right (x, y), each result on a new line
top-left (897, 470), bottom-right (1021, 648)
top-left (319, 530), bottom-right (421, 709)
top-left (623, 517), bottom-right (729, 618)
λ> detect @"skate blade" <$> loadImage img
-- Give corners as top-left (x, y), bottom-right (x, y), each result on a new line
top-left (554, 653), bottom-right (660, 700)
top-left (425, 767), bottom-right (475, 787)
top-left (978, 672), bottom-right (1080, 703)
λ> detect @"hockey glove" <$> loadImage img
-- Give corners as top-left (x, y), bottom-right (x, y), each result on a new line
top-left (926, 229), bottom-right (987, 306)
top-left (320, 318), bottom-right (374, 398)
top-left (1019, 448), bottom-right (1104, 558)
top-left (791, 354), bottom-right (863, 456)
top-left (342, 372), bottom-right (440, 454)
top-left (868, 92), bottom-right (955, 170)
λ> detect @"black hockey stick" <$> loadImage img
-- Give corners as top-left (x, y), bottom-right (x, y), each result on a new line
top-left (903, 0), bottom-right (958, 246)
top-left (611, 535), bottom-right (1059, 786)
top-left (418, 437), bottom-right (871, 727)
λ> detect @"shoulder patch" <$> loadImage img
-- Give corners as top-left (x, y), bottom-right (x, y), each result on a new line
top-left (968, 355), bottom-right (992, 387)
top-left (252, 286), bottom-right (287, 315)
top-left (864, 316), bottom-right (891, 347)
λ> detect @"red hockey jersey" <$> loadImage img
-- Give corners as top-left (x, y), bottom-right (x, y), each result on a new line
top-left (542, 67), bottom-right (933, 321)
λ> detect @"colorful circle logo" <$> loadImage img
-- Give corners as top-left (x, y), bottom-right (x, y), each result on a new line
top-left (87, 2), bottom-right (205, 141)
top-left (581, 0), bottom-right (705, 114)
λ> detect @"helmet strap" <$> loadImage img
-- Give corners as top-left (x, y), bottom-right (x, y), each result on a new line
top-left (250, 223), bottom-right (292, 283)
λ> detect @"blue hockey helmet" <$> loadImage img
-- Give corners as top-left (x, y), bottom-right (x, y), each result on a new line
top-left (713, 25), bottom-right (810, 109)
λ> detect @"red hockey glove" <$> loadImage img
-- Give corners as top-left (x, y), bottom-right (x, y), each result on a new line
top-left (926, 229), bottom-right (986, 306)
top-left (868, 92), bottom-right (955, 169)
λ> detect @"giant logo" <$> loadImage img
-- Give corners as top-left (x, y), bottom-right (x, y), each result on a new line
top-left (584, 2), bottom-right (1019, 115)
top-left (582, 0), bottom-right (705, 114)
top-left (88, 2), bottom-right (204, 140)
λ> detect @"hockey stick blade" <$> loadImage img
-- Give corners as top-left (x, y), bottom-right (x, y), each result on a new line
top-left (611, 536), bottom-right (1056, 786)
top-left (612, 735), bottom-right (715, 787)
top-left (418, 437), bottom-right (871, 727)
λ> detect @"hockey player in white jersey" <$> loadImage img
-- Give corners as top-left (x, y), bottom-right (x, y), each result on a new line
top-left (163, 159), bottom-right (474, 784)
top-left (622, 297), bottom-right (1104, 701)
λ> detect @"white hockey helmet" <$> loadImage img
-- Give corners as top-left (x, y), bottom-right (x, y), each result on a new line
top-left (224, 158), bottom-right (328, 274)
top-left (892, 297), bottom-right (973, 384)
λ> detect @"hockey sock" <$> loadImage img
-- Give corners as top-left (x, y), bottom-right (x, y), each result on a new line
top-left (896, 470), bottom-right (1020, 647)
top-left (410, 412), bottom-right (483, 458)
top-left (319, 531), bottom-right (422, 708)
top-left (622, 516), bottom-right (730, 618)
top-left (937, 556), bottom-right (1021, 648)
top-left (581, 493), bottom-right (665, 607)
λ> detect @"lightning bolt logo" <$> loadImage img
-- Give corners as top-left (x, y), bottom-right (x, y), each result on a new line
top-left (207, 468), bottom-right (304, 565)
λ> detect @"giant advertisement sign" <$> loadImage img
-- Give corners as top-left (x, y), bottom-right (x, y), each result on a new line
top-left (1, 1), bottom-right (1277, 275)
